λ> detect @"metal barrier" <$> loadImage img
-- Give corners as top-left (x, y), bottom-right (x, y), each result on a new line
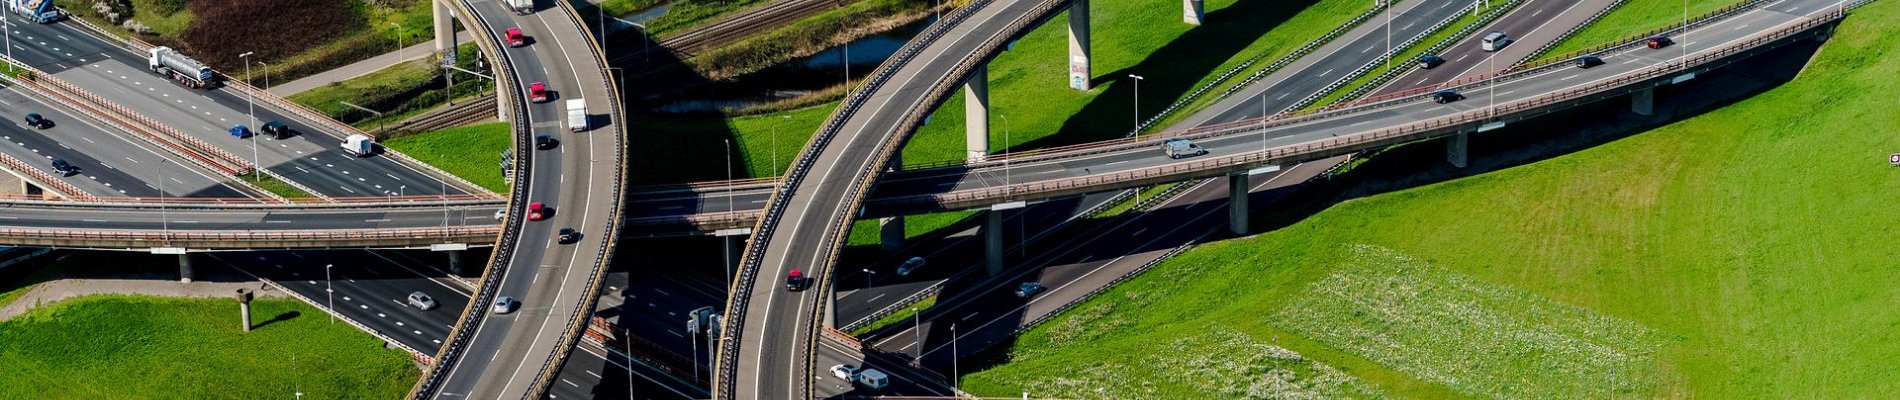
top-left (0, 151), bottom-right (96, 201)
top-left (1512, 0), bottom-right (1633, 68)
top-left (1327, 0), bottom-right (1525, 105)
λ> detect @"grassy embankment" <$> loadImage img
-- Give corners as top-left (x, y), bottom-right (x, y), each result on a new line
top-left (288, 43), bottom-right (489, 130)
top-left (0, 296), bottom-right (419, 399)
top-left (1535, 0), bottom-right (1748, 61)
top-left (961, 2), bottom-right (1900, 398)
top-left (381, 122), bottom-right (512, 192)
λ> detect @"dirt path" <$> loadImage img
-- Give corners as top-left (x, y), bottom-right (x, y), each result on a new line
top-left (0, 279), bottom-right (286, 321)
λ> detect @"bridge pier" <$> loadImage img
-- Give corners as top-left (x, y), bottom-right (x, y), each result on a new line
top-left (1067, 0), bottom-right (1091, 91)
top-left (723, 234), bottom-right (746, 277)
top-left (1228, 173), bottom-right (1249, 235)
top-left (178, 253), bottom-right (193, 283)
top-left (1183, 0), bottom-right (1205, 25)
top-left (432, 0), bottom-right (456, 60)
top-left (879, 217), bottom-right (906, 252)
top-left (1446, 131), bottom-right (1470, 168)
top-left (965, 65), bottom-right (990, 162)
top-left (1632, 87), bottom-right (1655, 116)
top-left (985, 211), bottom-right (1003, 276)
top-left (445, 249), bottom-right (464, 276)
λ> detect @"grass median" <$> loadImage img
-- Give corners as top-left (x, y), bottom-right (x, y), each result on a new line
top-left (381, 122), bottom-right (512, 193)
top-left (963, 2), bottom-right (1900, 398)
top-left (1536, 0), bottom-right (1749, 60)
top-left (0, 295), bottom-right (419, 398)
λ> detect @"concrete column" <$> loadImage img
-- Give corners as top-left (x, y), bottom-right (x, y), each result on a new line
top-left (236, 289), bottom-right (253, 332)
top-left (178, 253), bottom-right (193, 283)
top-left (1183, 0), bottom-right (1205, 25)
top-left (879, 217), bottom-right (906, 252)
top-left (965, 65), bottom-right (990, 162)
top-left (1228, 173), bottom-right (1249, 235)
top-left (496, 82), bottom-right (512, 122)
top-left (985, 211), bottom-right (1003, 276)
top-left (433, 0), bottom-right (456, 59)
top-left (1632, 87), bottom-right (1655, 116)
top-left (824, 283), bottom-right (838, 328)
top-left (446, 249), bottom-right (464, 276)
top-left (1446, 131), bottom-right (1470, 168)
top-left (725, 235), bottom-right (746, 277)
top-left (1067, 0), bottom-right (1092, 91)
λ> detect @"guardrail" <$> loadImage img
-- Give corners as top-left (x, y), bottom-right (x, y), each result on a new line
top-left (0, 225), bottom-right (497, 242)
top-left (0, 194), bottom-right (501, 209)
top-left (1329, 0), bottom-right (1524, 105)
top-left (0, 150), bottom-right (96, 201)
top-left (1512, 0), bottom-right (1632, 68)
top-left (1289, 1), bottom-right (1488, 111)
top-left (21, 72), bottom-right (252, 177)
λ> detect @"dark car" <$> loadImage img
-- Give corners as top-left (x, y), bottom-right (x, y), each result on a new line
top-left (50, 158), bottom-right (77, 175)
top-left (785, 268), bottom-right (807, 291)
top-left (535, 134), bottom-right (558, 150)
top-left (1416, 54), bottom-right (1446, 69)
top-left (261, 120), bottom-right (291, 139)
top-left (23, 113), bottom-right (51, 129)
top-left (1574, 55), bottom-right (1605, 69)
top-left (1646, 36), bottom-right (1674, 49)
top-left (558, 227), bottom-right (580, 244)
top-left (1432, 90), bottom-right (1465, 104)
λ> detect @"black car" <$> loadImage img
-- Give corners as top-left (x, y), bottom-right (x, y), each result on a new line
top-left (50, 158), bottom-right (77, 175)
top-left (1574, 55), bottom-right (1605, 69)
top-left (261, 120), bottom-right (291, 139)
top-left (557, 227), bottom-right (580, 244)
top-left (1646, 36), bottom-right (1674, 49)
top-left (23, 113), bottom-right (51, 129)
top-left (1431, 90), bottom-right (1465, 104)
top-left (535, 134), bottom-right (558, 150)
top-left (1416, 54), bottom-right (1447, 69)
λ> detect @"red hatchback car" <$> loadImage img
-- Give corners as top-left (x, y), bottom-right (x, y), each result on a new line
top-left (527, 202), bottom-right (551, 221)
top-left (506, 28), bottom-right (527, 47)
top-left (784, 268), bottom-right (807, 291)
top-left (529, 82), bottom-right (549, 103)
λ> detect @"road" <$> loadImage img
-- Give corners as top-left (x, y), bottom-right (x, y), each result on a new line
top-left (0, 84), bottom-right (247, 198)
top-left (5, 19), bottom-right (469, 198)
top-left (1375, 0), bottom-right (1623, 94)
top-left (0, 202), bottom-right (502, 232)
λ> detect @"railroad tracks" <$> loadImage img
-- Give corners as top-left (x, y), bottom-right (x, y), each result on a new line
top-left (610, 0), bottom-right (856, 65)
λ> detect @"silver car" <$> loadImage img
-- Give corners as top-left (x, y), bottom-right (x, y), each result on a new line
top-left (492, 296), bottom-right (519, 314)
top-left (407, 292), bottom-right (438, 311)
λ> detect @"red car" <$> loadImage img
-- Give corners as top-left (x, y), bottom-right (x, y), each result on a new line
top-left (506, 28), bottom-right (527, 47)
top-left (530, 82), bottom-right (549, 103)
top-left (784, 268), bottom-right (807, 291)
top-left (527, 202), bottom-right (551, 221)
top-left (1646, 36), bottom-right (1674, 49)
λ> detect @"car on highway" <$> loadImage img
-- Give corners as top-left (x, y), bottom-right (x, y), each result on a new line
top-left (527, 202), bottom-right (551, 221)
top-left (506, 28), bottom-right (528, 47)
top-left (829, 364), bottom-right (859, 380)
top-left (1481, 31), bottom-right (1512, 52)
top-left (1015, 282), bottom-right (1045, 298)
top-left (1416, 54), bottom-right (1446, 69)
top-left (895, 256), bottom-right (925, 276)
top-left (407, 292), bottom-right (438, 311)
top-left (1161, 138), bottom-right (1207, 159)
top-left (229, 125), bottom-right (253, 139)
top-left (492, 296), bottom-right (519, 314)
top-left (23, 113), bottom-right (51, 129)
top-left (535, 134), bottom-right (558, 150)
top-left (558, 227), bottom-right (580, 244)
top-left (50, 158), bottom-right (77, 176)
top-left (1574, 55), bottom-right (1605, 69)
top-left (785, 268), bottom-right (807, 291)
top-left (493, 209), bottom-right (506, 221)
top-left (262, 120), bottom-right (292, 139)
top-left (1432, 90), bottom-right (1465, 104)
top-left (530, 82), bottom-right (550, 103)
top-left (1646, 36), bottom-right (1674, 49)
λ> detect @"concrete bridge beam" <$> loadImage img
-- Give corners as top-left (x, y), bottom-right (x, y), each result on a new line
top-left (965, 65), bottom-right (990, 162)
top-left (433, 0), bottom-right (457, 58)
top-left (985, 211), bottom-right (1003, 276)
top-left (1632, 87), bottom-right (1655, 116)
top-left (1447, 131), bottom-right (1470, 168)
top-left (1067, 0), bottom-right (1091, 91)
top-left (1184, 0), bottom-right (1205, 25)
top-left (178, 253), bottom-right (193, 283)
top-left (1228, 173), bottom-right (1249, 235)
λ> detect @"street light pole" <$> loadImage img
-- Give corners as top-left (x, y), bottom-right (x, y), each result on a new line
top-left (240, 52), bottom-right (258, 183)
top-left (951, 323), bottom-right (960, 388)
top-left (1126, 74), bottom-right (1144, 131)
top-left (911, 307), bottom-right (921, 366)
top-left (325, 264), bottom-right (334, 323)
top-left (390, 22), bottom-right (404, 63)
top-left (860, 269), bottom-right (875, 301)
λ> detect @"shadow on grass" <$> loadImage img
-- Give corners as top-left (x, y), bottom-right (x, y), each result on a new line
top-left (252, 310), bottom-right (301, 330)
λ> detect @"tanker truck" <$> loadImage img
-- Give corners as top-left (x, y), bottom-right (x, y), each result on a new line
top-left (148, 47), bottom-right (217, 89)
top-left (6, 0), bottom-right (60, 24)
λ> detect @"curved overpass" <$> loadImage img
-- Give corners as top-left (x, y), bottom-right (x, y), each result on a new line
top-left (712, 0), bottom-right (1855, 397)
top-left (404, 0), bottom-right (627, 399)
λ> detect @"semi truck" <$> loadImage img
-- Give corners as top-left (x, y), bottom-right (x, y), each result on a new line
top-left (6, 0), bottom-right (59, 23)
top-left (508, 0), bottom-right (533, 15)
top-left (566, 99), bottom-right (587, 132)
top-left (148, 47), bottom-right (217, 89)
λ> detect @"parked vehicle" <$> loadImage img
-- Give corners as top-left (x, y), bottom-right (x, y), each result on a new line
top-left (50, 158), bottom-right (76, 175)
top-left (341, 134), bottom-right (375, 157)
top-left (1646, 36), bottom-right (1674, 49)
top-left (895, 257), bottom-right (925, 276)
top-left (492, 296), bottom-right (519, 314)
top-left (1015, 282), bottom-right (1045, 298)
top-left (229, 125), bottom-right (253, 139)
top-left (507, 0), bottom-right (534, 14)
top-left (857, 369), bottom-right (889, 390)
top-left (23, 113), bottom-right (50, 129)
top-left (1481, 31), bottom-right (1512, 52)
top-left (7, 0), bottom-right (61, 23)
top-left (785, 268), bottom-right (807, 291)
top-left (261, 121), bottom-right (291, 139)
top-left (535, 134), bottom-right (558, 150)
top-left (1161, 138), bottom-right (1207, 159)
top-left (1432, 90), bottom-right (1465, 104)
top-left (530, 82), bottom-right (550, 103)
top-left (1574, 55), bottom-right (1605, 69)
top-left (407, 292), bottom-right (438, 310)
top-left (567, 99), bottom-right (588, 132)
top-left (148, 47), bottom-right (216, 89)
top-left (506, 28), bottom-right (528, 47)
top-left (558, 227), bottom-right (580, 244)
top-left (1416, 54), bottom-right (1446, 69)
top-left (527, 202), bottom-right (551, 221)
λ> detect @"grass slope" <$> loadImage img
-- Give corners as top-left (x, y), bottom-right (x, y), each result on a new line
top-left (0, 296), bottom-right (418, 399)
top-left (963, 3), bottom-right (1900, 398)
top-left (382, 122), bottom-right (512, 192)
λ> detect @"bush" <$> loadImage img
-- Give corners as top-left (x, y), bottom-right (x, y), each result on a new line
top-left (175, 0), bottom-right (359, 69)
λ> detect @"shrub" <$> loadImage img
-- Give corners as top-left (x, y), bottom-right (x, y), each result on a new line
top-left (175, 0), bottom-right (359, 69)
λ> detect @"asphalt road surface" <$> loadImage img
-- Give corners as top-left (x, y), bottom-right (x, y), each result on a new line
top-left (0, 85), bottom-right (246, 198)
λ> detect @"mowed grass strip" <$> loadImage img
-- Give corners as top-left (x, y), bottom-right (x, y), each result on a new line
top-left (965, 2), bottom-right (1900, 398)
top-left (0, 296), bottom-right (418, 399)
top-left (382, 122), bottom-right (512, 192)
top-left (1538, 0), bottom-right (1747, 59)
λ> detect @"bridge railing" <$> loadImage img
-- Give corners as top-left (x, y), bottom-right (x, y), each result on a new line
top-left (0, 225), bottom-right (499, 242)
top-left (0, 151), bottom-right (97, 201)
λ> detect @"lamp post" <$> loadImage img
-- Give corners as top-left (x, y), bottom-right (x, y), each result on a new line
top-left (860, 269), bottom-right (875, 301)
top-left (239, 51), bottom-right (259, 183)
top-left (911, 307), bottom-right (922, 366)
top-left (259, 61), bottom-right (271, 89)
top-left (390, 22), bottom-right (404, 63)
top-left (951, 323), bottom-right (960, 388)
top-left (325, 264), bottom-right (334, 323)
top-left (1126, 74), bottom-right (1144, 131)
top-left (631, 22), bottom-right (649, 64)
top-left (773, 114), bottom-right (790, 177)
top-left (1384, 0), bottom-right (1392, 73)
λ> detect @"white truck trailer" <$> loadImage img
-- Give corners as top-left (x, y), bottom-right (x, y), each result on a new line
top-left (566, 99), bottom-right (587, 132)
top-left (148, 47), bottom-right (216, 89)
top-left (6, 0), bottom-right (59, 23)
top-left (508, 0), bottom-right (534, 15)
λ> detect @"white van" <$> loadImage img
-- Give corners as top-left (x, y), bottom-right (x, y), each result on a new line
top-left (857, 369), bottom-right (889, 389)
top-left (1481, 31), bottom-right (1512, 52)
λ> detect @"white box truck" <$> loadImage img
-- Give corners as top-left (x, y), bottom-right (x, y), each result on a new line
top-left (508, 0), bottom-right (533, 15)
top-left (566, 99), bottom-right (587, 132)
top-left (341, 134), bottom-right (375, 157)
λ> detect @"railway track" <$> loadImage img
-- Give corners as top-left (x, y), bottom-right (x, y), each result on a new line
top-left (376, 92), bottom-right (500, 135)
top-left (609, 0), bottom-right (856, 66)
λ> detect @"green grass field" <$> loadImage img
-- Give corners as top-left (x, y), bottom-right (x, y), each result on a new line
top-left (246, 173), bottom-right (315, 198)
top-left (382, 122), bottom-right (512, 192)
top-left (0, 296), bottom-right (418, 399)
top-left (1538, 0), bottom-right (1746, 59)
top-left (962, 2), bottom-right (1900, 398)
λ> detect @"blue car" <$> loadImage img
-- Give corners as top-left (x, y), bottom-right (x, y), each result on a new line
top-left (229, 125), bottom-right (252, 139)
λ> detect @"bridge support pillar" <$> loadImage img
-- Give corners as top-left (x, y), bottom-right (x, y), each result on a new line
top-left (178, 254), bottom-right (194, 283)
top-left (965, 65), bottom-right (990, 162)
top-left (1446, 131), bottom-right (1470, 168)
top-left (1183, 0), bottom-right (1205, 25)
top-left (1067, 0), bottom-right (1091, 91)
top-left (1632, 87), bottom-right (1655, 116)
top-left (1228, 173), bottom-right (1249, 235)
top-left (825, 283), bottom-right (838, 328)
top-left (985, 211), bottom-right (1004, 276)
top-left (879, 217), bottom-right (906, 252)
top-left (235, 289), bottom-right (253, 332)
top-left (445, 249), bottom-right (464, 276)
top-left (432, 0), bottom-right (456, 59)
top-left (724, 235), bottom-right (746, 277)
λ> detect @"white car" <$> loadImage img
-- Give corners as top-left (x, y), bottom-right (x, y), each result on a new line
top-left (493, 209), bottom-right (506, 221)
top-left (829, 364), bottom-right (859, 380)
top-left (491, 296), bottom-right (519, 314)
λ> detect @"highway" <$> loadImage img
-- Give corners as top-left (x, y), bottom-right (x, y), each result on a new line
top-left (1374, 0), bottom-right (1623, 93)
top-left (0, 202), bottom-right (501, 231)
top-left (0, 84), bottom-right (248, 198)
top-left (414, 0), bottom-right (627, 398)
top-left (5, 18), bottom-right (473, 198)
